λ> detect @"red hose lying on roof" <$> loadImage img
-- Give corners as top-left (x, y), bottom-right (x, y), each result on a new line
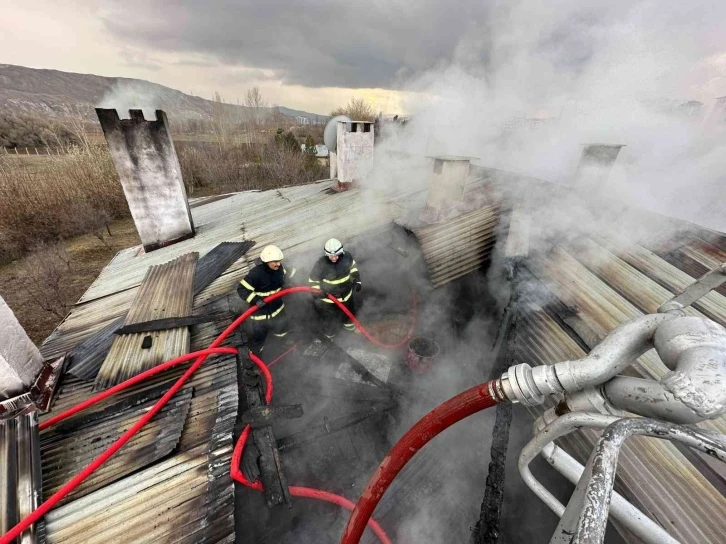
top-left (340, 381), bottom-right (505, 544)
top-left (2, 286), bottom-right (413, 544)
top-left (231, 354), bottom-right (393, 544)
top-left (0, 347), bottom-right (237, 544)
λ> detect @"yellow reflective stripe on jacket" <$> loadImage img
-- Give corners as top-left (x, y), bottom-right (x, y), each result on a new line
top-left (286, 267), bottom-right (296, 278)
top-left (257, 287), bottom-right (282, 296)
top-left (308, 278), bottom-right (321, 285)
top-left (350, 260), bottom-right (358, 274)
top-left (248, 303), bottom-right (285, 320)
top-left (322, 274), bottom-right (351, 285)
top-left (321, 289), bottom-right (353, 303)
top-left (240, 280), bottom-right (257, 303)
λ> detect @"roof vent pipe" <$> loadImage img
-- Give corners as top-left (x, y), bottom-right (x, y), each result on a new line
top-left (420, 156), bottom-right (476, 223)
top-left (571, 144), bottom-right (624, 192)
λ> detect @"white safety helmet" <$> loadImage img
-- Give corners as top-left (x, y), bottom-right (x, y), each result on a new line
top-left (324, 238), bottom-right (344, 257)
top-left (260, 245), bottom-right (284, 263)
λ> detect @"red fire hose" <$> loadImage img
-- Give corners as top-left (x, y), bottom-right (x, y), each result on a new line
top-left (231, 353), bottom-right (392, 544)
top-left (1, 286), bottom-right (414, 544)
top-left (0, 347), bottom-right (238, 544)
top-left (340, 381), bottom-right (504, 544)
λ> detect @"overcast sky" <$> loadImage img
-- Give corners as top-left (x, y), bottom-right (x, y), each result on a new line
top-left (2, 1), bottom-right (725, 114)
top-left (2, 0), bottom-right (493, 114)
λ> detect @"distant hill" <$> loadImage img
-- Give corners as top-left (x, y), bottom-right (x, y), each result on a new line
top-left (0, 64), bottom-right (326, 123)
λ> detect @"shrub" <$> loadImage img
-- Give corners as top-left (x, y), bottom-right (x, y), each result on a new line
top-left (0, 145), bottom-right (127, 260)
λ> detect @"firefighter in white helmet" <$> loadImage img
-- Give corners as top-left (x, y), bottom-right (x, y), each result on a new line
top-left (308, 238), bottom-right (361, 339)
top-left (237, 245), bottom-right (296, 355)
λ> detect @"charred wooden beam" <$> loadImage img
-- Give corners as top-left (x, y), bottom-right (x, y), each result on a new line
top-left (473, 263), bottom-right (521, 544)
top-left (240, 405), bottom-right (304, 429)
top-left (235, 339), bottom-right (291, 508)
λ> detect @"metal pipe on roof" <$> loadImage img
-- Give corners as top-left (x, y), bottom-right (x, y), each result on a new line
top-left (542, 444), bottom-right (679, 544)
top-left (502, 312), bottom-right (679, 405)
top-left (656, 316), bottom-right (726, 419)
top-left (518, 412), bottom-right (679, 544)
top-left (658, 263), bottom-right (726, 313)
top-left (602, 376), bottom-right (704, 424)
top-left (552, 418), bottom-right (726, 544)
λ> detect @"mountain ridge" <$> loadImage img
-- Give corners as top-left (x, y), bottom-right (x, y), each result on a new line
top-left (0, 64), bottom-right (326, 122)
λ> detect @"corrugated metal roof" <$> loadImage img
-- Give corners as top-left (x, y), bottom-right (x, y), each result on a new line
top-left (41, 384), bottom-right (191, 505)
top-left (38, 182), bottom-right (413, 363)
top-left (94, 253), bottom-right (197, 391)
top-left (41, 356), bottom-right (238, 543)
top-left (411, 204), bottom-right (499, 287)
top-left (36, 180), bottom-right (412, 543)
top-left (506, 183), bottom-right (726, 543)
top-left (0, 411), bottom-right (41, 543)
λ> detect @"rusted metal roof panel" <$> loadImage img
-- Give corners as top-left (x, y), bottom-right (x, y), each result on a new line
top-left (1, 411), bottom-right (42, 543)
top-left (41, 356), bottom-right (238, 544)
top-left (412, 204), bottom-right (499, 288)
top-left (41, 385), bottom-right (191, 504)
top-left (596, 234), bottom-right (726, 329)
top-left (94, 252), bottom-right (198, 391)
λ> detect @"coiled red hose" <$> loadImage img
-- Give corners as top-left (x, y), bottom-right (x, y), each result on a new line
top-left (2, 286), bottom-right (412, 544)
top-left (340, 381), bottom-right (504, 544)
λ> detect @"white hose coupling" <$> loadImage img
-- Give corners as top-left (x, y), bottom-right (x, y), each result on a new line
top-left (501, 364), bottom-right (564, 405)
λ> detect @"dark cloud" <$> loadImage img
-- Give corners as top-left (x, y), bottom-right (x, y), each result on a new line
top-left (99, 0), bottom-right (494, 89)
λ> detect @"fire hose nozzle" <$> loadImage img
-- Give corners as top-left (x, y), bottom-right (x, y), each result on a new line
top-left (501, 364), bottom-right (564, 405)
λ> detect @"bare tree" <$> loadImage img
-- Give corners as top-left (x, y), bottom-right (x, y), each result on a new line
top-left (211, 91), bottom-right (233, 149)
top-left (330, 98), bottom-right (376, 121)
top-left (21, 243), bottom-right (73, 318)
top-left (244, 87), bottom-right (268, 145)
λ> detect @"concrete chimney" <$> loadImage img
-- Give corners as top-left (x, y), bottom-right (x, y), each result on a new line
top-left (96, 109), bottom-right (195, 252)
top-left (708, 96), bottom-right (726, 124)
top-left (420, 156), bottom-right (474, 223)
top-left (572, 144), bottom-right (624, 192)
top-left (336, 121), bottom-right (374, 187)
top-left (0, 296), bottom-right (43, 401)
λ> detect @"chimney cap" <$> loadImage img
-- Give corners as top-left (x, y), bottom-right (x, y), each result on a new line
top-left (578, 143), bottom-right (626, 148)
top-left (425, 155), bottom-right (479, 161)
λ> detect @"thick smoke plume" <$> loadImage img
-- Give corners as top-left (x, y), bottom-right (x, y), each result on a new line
top-left (346, 2), bottom-right (726, 542)
top-left (371, 0), bottom-right (726, 232)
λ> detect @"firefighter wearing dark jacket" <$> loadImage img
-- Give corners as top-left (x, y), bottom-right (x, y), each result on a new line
top-left (237, 245), bottom-right (296, 355)
top-left (308, 238), bottom-right (361, 339)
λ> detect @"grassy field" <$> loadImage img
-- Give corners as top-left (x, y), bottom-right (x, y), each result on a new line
top-left (0, 131), bottom-right (327, 344)
top-left (0, 218), bottom-right (140, 343)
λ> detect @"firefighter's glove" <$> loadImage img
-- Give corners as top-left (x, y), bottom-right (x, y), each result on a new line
top-left (241, 442), bottom-right (261, 482)
top-left (255, 298), bottom-right (267, 309)
top-left (355, 282), bottom-right (362, 293)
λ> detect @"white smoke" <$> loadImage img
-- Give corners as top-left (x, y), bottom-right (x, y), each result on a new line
top-left (98, 80), bottom-right (165, 120)
top-left (369, 0), bottom-right (726, 232)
